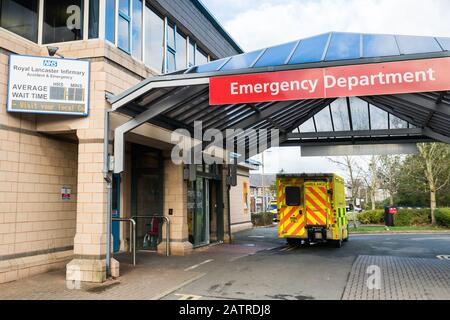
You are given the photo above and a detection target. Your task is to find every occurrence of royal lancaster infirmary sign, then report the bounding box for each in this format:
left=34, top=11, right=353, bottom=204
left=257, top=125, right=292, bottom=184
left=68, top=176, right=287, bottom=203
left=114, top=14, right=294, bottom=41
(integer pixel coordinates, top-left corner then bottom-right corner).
left=209, top=57, right=450, bottom=105
left=7, top=55, right=90, bottom=116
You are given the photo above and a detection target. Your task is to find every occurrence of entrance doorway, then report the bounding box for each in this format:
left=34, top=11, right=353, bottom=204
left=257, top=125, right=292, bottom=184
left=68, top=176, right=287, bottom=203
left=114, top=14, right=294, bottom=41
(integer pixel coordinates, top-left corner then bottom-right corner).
left=187, top=165, right=223, bottom=247
left=131, top=144, right=164, bottom=250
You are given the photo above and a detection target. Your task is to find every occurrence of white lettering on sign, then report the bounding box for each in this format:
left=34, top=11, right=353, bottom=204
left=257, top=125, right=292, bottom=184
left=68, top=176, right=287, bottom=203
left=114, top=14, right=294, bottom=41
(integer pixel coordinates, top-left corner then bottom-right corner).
left=324, top=68, right=436, bottom=91
left=230, top=79, right=319, bottom=96
left=229, top=68, right=436, bottom=96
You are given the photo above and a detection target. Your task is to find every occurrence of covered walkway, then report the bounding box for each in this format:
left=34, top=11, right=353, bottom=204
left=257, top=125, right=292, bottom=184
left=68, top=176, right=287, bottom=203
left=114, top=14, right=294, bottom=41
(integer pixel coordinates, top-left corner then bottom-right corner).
left=108, top=32, right=450, bottom=167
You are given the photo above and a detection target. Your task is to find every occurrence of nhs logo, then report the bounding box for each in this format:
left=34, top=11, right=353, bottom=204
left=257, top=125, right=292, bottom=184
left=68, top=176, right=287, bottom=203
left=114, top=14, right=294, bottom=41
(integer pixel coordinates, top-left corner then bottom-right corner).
left=43, top=60, right=58, bottom=67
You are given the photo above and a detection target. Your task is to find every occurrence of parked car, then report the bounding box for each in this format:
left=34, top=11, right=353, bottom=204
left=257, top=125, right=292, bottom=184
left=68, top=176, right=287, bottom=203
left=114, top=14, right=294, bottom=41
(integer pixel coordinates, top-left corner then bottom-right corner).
left=268, top=202, right=278, bottom=221
left=346, top=205, right=363, bottom=213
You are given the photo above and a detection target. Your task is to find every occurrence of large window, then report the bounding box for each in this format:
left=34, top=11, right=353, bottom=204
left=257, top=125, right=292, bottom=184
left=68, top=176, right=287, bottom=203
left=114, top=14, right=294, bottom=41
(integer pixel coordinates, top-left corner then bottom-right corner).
left=144, top=4, right=164, bottom=73
left=105, top=0, right=115, bottom=43
left=166, top=23, right=176, bottom=73
left=0, top=0, right=39, bottom=42
left=196, top=47, right=208, bottom=65
left=188, top=41, right=195, bottom=67
left=176, top=31, right=187, bottom=70
left=131, top=0, right=142, bottom=59
left=117, top=0, right=131, bottom=52
left=0, top=0, right=212, bottom=74
left=43, top=0, right=84, bottom=44
left=88, top=0, right=99, bottom=39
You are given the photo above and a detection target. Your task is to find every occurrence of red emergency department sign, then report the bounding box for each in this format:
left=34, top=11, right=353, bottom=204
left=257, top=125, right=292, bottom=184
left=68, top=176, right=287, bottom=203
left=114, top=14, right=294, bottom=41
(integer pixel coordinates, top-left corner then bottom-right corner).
left=209, top=57, right=450, bottom=105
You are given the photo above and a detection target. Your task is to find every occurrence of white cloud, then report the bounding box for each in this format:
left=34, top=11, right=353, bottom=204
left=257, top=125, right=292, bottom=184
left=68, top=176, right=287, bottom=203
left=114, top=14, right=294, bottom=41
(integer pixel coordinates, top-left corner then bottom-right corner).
left=209, top=0, right=450, bottom=51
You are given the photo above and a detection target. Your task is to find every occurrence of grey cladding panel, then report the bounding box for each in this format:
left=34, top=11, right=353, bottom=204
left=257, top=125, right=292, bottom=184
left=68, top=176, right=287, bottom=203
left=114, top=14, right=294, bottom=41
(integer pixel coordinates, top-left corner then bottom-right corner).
left=153, top=0, right=242, bottom=58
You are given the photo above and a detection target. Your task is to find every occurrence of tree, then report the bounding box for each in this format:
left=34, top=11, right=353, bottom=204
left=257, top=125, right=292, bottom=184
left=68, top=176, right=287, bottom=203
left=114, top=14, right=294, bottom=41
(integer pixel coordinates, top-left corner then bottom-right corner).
left=329, top=156, right=363, bottom=207
left=361, top=156, right=380, bottom=210
left=377, top=155, right=402, bottom=206
left=416, top=143, right=450, bottom=224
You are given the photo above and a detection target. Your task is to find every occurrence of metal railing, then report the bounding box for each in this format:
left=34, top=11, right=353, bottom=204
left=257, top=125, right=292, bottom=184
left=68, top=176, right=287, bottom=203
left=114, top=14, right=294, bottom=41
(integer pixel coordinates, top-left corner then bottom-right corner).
left=112, top=218, right=136, bottom=266
left=133, top=216, right=171, bottom=257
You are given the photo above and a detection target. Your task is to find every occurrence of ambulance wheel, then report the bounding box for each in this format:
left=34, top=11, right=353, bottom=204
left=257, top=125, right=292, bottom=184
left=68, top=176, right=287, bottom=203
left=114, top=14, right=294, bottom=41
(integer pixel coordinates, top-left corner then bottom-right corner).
left=332, top=239, right=343, bottom=248
left=287, top=238, right=301, bottom=246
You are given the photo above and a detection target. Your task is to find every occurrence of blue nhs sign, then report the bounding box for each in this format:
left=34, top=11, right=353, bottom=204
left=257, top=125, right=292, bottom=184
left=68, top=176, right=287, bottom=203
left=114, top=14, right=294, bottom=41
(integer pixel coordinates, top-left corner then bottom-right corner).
left=43, top=60, right=58, bottom=67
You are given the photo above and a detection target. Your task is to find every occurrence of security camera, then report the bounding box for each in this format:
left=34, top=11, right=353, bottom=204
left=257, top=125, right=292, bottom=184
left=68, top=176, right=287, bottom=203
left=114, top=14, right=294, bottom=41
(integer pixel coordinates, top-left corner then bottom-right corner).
left=47, top=46, right=64, bottom=58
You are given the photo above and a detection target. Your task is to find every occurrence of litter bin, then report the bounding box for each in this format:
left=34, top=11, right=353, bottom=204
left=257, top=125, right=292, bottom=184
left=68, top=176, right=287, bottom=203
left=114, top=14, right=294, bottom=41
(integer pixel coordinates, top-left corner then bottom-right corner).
left=384, top=206, right=398, bottom=227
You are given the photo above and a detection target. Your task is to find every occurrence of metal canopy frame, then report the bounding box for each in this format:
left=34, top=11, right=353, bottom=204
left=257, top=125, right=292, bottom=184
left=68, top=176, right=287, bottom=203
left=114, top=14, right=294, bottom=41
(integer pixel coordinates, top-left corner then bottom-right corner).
left=108, top=34, right=450, bottom=174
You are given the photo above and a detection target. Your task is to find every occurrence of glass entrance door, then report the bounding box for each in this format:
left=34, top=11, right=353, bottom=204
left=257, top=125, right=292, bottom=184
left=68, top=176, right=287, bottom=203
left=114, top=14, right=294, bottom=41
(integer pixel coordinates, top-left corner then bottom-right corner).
left=188, top=177, right=210, bottom=247
left=131, top=145, right=163, bottom=250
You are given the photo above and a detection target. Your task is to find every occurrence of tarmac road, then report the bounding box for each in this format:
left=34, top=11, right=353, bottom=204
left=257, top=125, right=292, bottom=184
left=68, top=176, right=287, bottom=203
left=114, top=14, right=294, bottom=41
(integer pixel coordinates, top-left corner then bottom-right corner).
left=162, top=226, right=450, bottom=300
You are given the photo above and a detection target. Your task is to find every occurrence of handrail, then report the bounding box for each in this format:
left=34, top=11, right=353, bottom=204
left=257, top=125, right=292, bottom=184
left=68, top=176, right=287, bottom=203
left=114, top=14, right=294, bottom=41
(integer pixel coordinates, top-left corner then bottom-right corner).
left=112, top=218, right=136, bottom=266
left=132, top=216, right=170, bottom=257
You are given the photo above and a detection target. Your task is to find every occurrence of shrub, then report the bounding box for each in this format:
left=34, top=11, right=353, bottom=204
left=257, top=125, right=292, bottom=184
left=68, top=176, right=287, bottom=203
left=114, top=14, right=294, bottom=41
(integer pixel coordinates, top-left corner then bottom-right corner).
left=435, top=208, right=450, bottom=227
left=251, top=212, right=274, bottom=227
left=395, top=208, right=431, bottom=226
left=357, top=210, right=384, bottom=225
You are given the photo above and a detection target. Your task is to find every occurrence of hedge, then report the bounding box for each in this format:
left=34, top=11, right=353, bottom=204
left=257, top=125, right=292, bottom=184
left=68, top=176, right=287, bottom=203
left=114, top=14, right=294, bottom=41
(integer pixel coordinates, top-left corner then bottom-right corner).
left=436, top=208, right=450, bottom=227
left=252, top=212, right=274, bottom=227
left=395, top=209, right=431, bottom=226
left=356, top=210, right=384, bottom=225
left=356, top=208, right=431, bottom=226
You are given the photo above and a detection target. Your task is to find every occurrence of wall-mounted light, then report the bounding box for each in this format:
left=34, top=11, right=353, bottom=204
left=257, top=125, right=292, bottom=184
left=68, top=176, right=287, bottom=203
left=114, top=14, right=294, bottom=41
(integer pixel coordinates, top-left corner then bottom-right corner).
left=47, top=46, right=65, bottom=58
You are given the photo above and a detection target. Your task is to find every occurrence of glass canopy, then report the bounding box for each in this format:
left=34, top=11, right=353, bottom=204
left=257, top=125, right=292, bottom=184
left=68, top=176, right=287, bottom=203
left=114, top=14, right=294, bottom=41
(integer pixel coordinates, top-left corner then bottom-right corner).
left=298, top=97, right=415, bottom=135
left=187, top=32, right=450, bottom=74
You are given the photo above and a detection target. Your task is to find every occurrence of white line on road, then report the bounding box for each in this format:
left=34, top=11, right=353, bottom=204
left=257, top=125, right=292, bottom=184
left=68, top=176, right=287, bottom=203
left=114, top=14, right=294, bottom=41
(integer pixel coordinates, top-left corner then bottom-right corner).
left=248, top=236, right=265, bottom=238
left=184, top=259, right=214, bottom=271
left=437, top=255, right=450, bottom=261
left=279, top=246, right=293, bottom=252
left=175, top=294, right=203, bottom=300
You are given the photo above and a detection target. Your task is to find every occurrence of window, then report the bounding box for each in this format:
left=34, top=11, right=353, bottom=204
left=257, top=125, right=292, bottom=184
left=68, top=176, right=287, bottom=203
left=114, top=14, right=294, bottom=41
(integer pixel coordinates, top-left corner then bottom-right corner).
left=131, top=0, right=142, bottom=59
left=166, top=23, right=176, bottom=73
left=43, top=0, right=84, bottom=44
left=188, top=41, right=195, bottom=67
left=117, top=0, right=131, bottom=52
left=105, top=0, right=115, bottom=43
left=175, top=31, right=187, bottom=70
left=285, top=187, right=301, bottom=207
left=195, top=47, right=208, bottom=66
left=88, top=0, right=100, bottom=39
left=0, top=0, right=39, bottom=42
left=144, top=5, right=164, bottom=72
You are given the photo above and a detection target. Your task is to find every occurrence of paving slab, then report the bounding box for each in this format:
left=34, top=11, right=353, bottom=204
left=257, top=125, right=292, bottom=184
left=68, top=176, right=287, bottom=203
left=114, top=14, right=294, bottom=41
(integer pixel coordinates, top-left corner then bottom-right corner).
left=342, top=255, right=450, bottom=300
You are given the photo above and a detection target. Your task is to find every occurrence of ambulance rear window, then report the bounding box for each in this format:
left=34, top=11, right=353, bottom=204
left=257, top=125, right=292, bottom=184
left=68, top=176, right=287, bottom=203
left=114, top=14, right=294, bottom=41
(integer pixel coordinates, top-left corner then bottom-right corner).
left=285, top=187, right=301, bottom=206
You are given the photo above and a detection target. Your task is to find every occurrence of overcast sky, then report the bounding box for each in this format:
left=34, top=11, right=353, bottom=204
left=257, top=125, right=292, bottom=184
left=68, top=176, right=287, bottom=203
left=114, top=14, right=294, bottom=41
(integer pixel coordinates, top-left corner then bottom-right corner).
left=201, top=0, right=450, bottom=175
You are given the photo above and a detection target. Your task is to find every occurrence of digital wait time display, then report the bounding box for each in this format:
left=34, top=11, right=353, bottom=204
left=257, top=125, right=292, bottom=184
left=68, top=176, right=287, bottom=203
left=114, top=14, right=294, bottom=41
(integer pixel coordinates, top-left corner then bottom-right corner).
left=7, top=55, right=90, bottom=116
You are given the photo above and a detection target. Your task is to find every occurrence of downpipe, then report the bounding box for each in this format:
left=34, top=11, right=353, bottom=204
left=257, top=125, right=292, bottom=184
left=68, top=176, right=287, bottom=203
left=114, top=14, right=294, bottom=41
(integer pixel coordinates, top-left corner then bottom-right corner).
left=103, top=110, right=113, bottom=277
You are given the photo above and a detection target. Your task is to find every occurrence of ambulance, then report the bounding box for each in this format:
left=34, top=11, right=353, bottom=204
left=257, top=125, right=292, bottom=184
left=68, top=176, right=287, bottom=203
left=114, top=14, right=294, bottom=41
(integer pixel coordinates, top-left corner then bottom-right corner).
left=276, top=174, right=349, bottom=247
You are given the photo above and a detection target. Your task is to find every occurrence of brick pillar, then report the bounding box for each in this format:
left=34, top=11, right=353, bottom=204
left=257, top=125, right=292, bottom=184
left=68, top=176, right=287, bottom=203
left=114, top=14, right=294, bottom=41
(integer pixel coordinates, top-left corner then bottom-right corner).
left=66, top=130, right=119, bottom=283
left=157, top=159, right=193, bottom=256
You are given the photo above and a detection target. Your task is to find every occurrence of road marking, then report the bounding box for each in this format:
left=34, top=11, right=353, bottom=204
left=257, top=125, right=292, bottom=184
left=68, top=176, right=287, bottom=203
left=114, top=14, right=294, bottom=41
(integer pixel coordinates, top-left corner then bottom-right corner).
left=437, top=255, right=450, bottom=261
left=229, top=253, right=255, bottom=262
left=175, top=294, right=203, bottom=300
left=248, top=236, right=265, bottom=238
left=279, top=246, right=293, bottom=252
left=184, top=259, right=214, bottom=271
left=286, top=246, right=296, bottom=252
